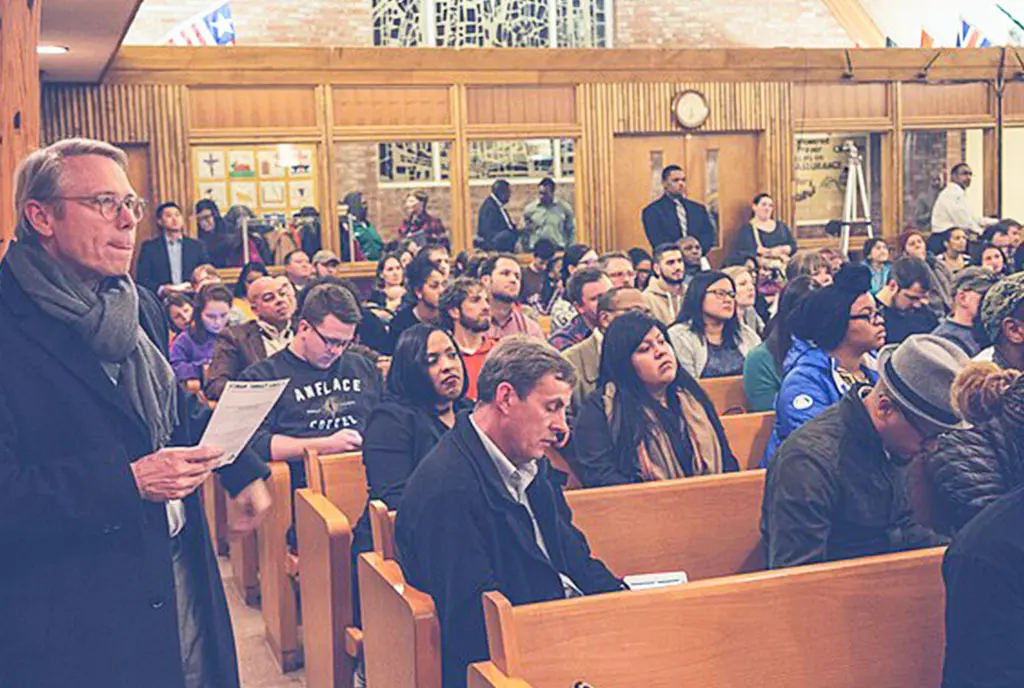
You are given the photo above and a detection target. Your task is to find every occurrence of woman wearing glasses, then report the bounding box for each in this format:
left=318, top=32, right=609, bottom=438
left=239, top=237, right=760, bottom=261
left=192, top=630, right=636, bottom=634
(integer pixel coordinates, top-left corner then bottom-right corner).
left=667, top=270, right=761, bottom=379
left=761, top=263, right=884, bottom=465
left=572, top=311, right=738, bottom=487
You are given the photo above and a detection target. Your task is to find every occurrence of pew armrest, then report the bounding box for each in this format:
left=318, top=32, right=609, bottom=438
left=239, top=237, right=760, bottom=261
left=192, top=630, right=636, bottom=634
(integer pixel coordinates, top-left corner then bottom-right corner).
left=358, top=552, right=442, bottom=688
left=467, top=662, right=534, bottom=688
left=294, top=488, right=356, bottom=688
left=345, top=627, right=363, bottom=658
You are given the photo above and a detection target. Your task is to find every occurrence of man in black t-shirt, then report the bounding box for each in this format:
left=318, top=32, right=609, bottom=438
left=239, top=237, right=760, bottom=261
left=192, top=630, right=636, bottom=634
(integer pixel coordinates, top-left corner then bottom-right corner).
left=238, top=282, right=382, bottom=486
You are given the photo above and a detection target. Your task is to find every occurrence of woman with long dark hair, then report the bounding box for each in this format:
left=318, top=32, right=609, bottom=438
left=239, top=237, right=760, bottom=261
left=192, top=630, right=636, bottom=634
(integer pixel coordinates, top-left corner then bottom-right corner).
left=365, top=251, right=407, bottom=316
left=668, top=270, right=761, bottom=379
left=572, top=311, right=738, bottom=487
left=352, top=323, right=472, bottom=553
left=169, top=284, right=233, bottom=382
left=742, top=275, right=818, bottom=412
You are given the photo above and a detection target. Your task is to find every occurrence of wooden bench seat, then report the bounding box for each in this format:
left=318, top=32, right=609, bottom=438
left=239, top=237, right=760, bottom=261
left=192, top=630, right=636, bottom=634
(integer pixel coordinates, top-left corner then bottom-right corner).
left=358, top=470, right=767, bottom=688
left=720, top=409, right=774, bottom=470
left=292, top=450, right=367, bottom=688
left=470, top=547, right=947, bottom=688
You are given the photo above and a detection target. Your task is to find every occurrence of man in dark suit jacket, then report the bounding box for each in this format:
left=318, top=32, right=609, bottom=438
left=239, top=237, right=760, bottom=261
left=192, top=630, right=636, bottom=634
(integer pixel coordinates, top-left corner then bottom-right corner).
left=0, top=139, right=269, bottom=688
left=136, top=201, right=210, bottom=295
left=641, top=164, right=716, bottom=255
left=396, top=336, right=623, bottom=688
left=475, top=179, right=519, bottom=252
left=205, top=275, right=295, bottom=400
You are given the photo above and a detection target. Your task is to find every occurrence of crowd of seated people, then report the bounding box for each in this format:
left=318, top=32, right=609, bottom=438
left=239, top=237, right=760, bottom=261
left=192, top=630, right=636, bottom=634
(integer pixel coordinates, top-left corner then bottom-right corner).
left=121, top=155, right=1024, bottom=688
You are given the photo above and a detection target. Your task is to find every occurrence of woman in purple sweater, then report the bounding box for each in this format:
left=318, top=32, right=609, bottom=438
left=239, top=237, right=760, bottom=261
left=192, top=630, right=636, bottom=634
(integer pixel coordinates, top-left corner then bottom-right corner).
left=170, top=283, right=233, bottom=382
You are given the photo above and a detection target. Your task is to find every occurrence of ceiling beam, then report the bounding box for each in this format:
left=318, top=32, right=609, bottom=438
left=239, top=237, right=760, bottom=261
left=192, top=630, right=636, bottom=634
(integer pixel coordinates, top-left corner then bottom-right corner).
left=821, top=0, right=886, bottom=48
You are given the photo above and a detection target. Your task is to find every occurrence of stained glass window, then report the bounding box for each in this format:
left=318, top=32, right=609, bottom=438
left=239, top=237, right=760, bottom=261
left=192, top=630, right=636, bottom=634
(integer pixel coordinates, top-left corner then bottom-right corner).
left=372, top=0, right=610, bottom=48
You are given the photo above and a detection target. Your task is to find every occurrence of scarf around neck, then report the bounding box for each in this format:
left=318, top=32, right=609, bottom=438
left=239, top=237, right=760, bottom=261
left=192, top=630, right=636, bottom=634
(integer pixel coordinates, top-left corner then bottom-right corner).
left=6, top=241, right=178, bottom=450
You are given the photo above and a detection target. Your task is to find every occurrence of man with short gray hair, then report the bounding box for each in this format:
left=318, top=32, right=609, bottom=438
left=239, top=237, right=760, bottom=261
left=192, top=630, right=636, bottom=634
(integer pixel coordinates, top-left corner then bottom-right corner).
left=0, top=138, right=271, bottom=687
left=396, top=335, right=624, bottom=688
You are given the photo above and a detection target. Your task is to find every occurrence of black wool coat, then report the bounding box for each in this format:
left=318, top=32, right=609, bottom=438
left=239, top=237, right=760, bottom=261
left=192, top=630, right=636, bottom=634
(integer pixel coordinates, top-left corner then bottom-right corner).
left=0, top=264, right=267, bottom=688
left=396, top=412, right=623, bottom=688
left=641, top=193, right=716, bottom=255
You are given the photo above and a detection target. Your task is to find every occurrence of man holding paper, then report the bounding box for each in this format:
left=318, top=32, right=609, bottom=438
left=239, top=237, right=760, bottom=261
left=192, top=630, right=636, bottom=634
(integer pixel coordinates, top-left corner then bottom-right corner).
left=0, top=139, right=271, bottom=688
left=237, top=281, right=382, bottom=489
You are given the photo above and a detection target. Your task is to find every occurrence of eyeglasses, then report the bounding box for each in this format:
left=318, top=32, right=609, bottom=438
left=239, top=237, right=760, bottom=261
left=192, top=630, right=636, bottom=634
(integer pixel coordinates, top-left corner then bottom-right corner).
left=849, top=311, right=885, bottom=324
left=308, top=321, right=354, bottom=353
left=707, top=289, right=736, bottom=300
left=52, top=194, right=148, bottom=222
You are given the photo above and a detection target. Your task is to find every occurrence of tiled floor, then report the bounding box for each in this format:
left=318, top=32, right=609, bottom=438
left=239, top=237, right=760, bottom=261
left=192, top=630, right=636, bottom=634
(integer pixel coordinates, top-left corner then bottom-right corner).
left=220, top=557, right=306, bottom=688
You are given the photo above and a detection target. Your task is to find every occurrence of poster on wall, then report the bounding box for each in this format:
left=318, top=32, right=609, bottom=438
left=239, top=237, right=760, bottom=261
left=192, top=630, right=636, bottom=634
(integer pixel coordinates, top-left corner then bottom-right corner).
left=794, top=133, right=870, bottom=226
left=230, top=182, right=257, bottom=207
left=228, top=151, right=256, bottom=178
left=196, top=150, right=225, bottom=180
left=197, top=182, right=229, bottom=210
left=260, top=181, right=286, bottom=208
left=257, top=150, right=285, bottom=179
left=190, top=144, right=318, bottom=219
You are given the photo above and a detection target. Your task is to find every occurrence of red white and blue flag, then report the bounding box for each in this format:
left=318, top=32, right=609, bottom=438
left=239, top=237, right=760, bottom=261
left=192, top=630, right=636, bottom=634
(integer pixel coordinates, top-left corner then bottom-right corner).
left=166, top=2, right=236, bottom=46
left=957, top=17, right=992, bottom=47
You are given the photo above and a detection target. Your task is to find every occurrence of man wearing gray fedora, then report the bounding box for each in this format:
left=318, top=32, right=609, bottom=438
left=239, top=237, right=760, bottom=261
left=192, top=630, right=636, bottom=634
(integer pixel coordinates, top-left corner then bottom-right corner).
left=761, top=334, right=967, bottom=569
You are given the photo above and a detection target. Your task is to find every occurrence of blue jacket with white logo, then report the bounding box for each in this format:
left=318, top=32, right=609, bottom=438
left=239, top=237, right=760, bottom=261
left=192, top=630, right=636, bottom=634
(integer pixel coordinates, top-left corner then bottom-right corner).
left=761, top=337, right=879, bottom=466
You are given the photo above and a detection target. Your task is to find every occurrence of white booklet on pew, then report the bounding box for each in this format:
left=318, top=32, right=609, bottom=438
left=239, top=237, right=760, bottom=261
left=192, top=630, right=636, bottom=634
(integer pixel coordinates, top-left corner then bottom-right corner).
left=200, top=379, right=289, bottom=467
left=623, top=571, right=689, bottom=591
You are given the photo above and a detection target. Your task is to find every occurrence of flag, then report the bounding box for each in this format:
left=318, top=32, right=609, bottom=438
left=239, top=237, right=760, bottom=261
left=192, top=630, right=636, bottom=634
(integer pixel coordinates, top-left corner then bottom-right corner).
left=957, top=17, right=992, bottom=48
left=921, top=27, right=934, bottom=48
left=165, top=2, right=236, bottom=46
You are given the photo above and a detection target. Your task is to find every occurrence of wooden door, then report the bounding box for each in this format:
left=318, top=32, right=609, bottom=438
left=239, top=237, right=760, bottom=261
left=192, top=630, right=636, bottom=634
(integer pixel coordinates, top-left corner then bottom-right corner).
left=611, top=133, right=760, bottom=267
left=685, top=133, right=760, bottom=267
left=611, top=135, right=686, bottom=253
left=123, top=144, right=154, bottom=278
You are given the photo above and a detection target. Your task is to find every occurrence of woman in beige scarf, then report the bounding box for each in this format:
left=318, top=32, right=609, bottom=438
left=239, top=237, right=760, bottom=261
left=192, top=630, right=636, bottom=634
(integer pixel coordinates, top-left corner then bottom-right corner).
left=571, top=311, right=738, bottom=487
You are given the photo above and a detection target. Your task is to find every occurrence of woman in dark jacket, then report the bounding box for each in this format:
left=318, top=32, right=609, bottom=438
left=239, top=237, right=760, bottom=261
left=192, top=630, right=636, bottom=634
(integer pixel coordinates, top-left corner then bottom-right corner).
left=926, top=362, right=1024, bottom=535
left=352, top=324, right=472, bottom=554
left=572, top=311, right=738, bottom=487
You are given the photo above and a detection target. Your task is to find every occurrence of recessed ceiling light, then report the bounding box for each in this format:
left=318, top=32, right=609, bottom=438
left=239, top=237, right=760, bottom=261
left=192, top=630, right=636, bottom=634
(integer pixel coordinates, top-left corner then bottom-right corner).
left=37, top=45, right=70, bottom=55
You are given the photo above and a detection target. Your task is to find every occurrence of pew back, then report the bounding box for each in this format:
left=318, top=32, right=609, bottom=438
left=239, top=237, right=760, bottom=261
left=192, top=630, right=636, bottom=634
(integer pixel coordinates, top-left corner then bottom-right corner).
left=474, top=547, right=947, bottom=688
left=720, top=410, right=774, bottom=471
left=701, top=374, right=747, bottom=415
left=565, top=470, right=765, bottom=578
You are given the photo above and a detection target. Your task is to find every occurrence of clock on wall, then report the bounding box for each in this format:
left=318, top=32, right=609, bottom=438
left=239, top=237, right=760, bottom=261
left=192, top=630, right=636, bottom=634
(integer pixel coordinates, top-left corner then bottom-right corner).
left=673, top=90, right=710, bottom=129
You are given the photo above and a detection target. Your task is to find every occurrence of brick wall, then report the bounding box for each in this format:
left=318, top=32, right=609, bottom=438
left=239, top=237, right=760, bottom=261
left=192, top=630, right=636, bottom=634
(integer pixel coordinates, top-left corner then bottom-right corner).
left=125, top=0, right=853, bottom=48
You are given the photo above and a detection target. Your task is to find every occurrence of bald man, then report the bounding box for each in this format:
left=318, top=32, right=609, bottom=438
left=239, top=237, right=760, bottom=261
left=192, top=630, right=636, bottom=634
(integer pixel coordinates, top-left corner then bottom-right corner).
left=204, top=275, right=297, bottom=400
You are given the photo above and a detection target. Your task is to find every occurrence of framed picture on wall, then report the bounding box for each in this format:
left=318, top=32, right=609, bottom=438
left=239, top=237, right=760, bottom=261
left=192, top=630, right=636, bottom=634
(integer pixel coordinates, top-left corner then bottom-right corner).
left=289, top=180, right=314, bottom=207
left=288, top=148, right=314, bottom=178
left=191, top=144, right=319, bottom=219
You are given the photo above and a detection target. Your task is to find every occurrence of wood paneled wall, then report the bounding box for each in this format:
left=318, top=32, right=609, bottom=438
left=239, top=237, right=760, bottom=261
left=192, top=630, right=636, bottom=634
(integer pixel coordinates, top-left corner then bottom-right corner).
left=578, top=82, right=792, bottom=251
left=190, top=86, right=319, bottom=131
left=466, top=86, right=576, bottom=126
left=333, top=86, right=451, bottom=128
left=1, top=0, right=41, bottom=260
left=41, top=84, right=189, bottom=214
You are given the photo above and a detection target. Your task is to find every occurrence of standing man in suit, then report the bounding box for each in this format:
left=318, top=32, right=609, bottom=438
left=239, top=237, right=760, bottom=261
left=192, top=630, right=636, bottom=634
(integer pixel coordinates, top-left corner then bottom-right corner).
left=642, top=165, right=716, bottom=257
left=476, top=179, right=518, bottom=252
left=1, top=138, right=270, bottom=688
left=136, top=202, right=210, bottom=296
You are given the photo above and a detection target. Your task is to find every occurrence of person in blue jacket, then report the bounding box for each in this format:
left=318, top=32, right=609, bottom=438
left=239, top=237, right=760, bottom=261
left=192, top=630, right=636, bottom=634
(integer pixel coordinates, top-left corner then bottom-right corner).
left=762, top=263, right=886, bottom=465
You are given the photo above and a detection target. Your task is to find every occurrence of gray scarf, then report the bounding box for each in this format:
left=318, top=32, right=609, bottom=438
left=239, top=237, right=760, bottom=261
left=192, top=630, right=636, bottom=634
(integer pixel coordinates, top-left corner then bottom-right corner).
left=6, top=241, right=178, bottom=450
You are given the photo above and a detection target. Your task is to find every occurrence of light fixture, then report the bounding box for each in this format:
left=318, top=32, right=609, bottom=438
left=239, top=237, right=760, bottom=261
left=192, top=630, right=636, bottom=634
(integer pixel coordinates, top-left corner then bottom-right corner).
left=37, top=45, right=70, bottom=55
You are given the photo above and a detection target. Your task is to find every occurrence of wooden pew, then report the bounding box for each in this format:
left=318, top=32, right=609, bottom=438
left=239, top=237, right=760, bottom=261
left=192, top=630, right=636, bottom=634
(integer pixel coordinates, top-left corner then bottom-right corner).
left=701, top=375, right=747, bottom=415
left=359, top=470, right=766, bottom=688
left=293, top=450, right=367, bottom=688
left=259, top=460, right=301, bottom=671
left=200, top=475, right=230, bottom=556
left=470, top=547, right=946, bottom=688
left=720, top=410, right=775, bottom=471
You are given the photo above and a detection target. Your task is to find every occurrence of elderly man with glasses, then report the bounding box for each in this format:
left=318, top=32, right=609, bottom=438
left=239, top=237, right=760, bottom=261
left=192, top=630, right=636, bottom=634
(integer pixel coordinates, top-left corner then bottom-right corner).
left=0, top=138, right=272, bottom=688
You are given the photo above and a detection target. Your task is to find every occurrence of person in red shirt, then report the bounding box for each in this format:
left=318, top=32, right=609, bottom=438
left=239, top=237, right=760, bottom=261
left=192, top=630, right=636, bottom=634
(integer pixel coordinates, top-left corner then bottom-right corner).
left=440, top=277, right=495, bottom=400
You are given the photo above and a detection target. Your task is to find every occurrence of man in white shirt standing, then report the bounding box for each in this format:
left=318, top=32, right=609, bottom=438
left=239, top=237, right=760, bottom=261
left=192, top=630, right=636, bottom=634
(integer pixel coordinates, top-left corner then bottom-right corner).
left=931, top=163, right=996, bottom=235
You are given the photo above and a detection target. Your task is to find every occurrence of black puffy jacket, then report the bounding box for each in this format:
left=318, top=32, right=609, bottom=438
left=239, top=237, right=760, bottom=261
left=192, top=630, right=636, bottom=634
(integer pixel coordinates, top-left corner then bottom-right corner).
left=927, top=416, right=1024, bottom=535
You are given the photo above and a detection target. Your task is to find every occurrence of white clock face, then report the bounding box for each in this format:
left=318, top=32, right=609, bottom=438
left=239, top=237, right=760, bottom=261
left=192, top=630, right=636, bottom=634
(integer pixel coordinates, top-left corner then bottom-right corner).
left=676, top=92, right=709, bottom=128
